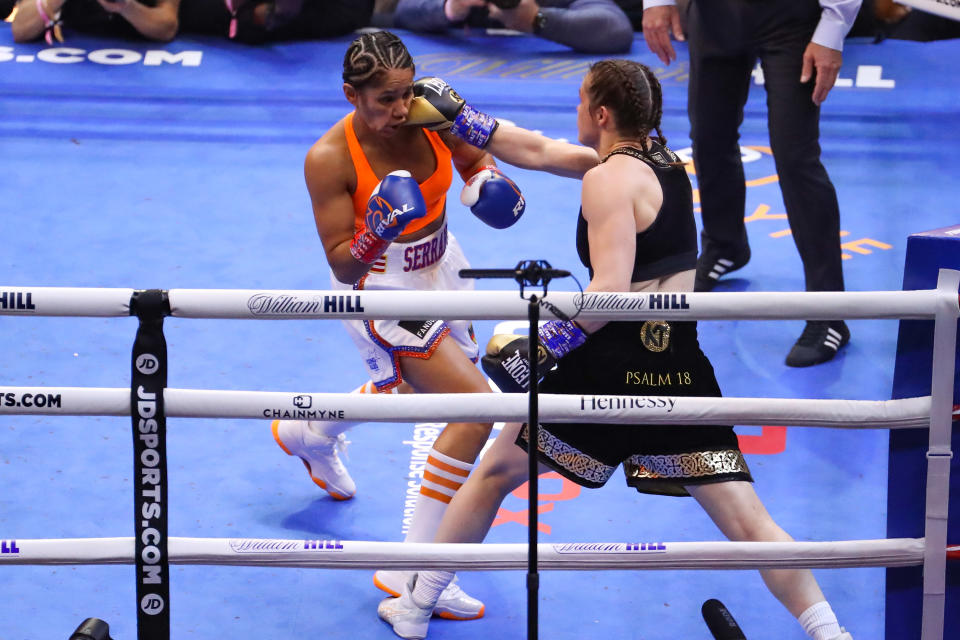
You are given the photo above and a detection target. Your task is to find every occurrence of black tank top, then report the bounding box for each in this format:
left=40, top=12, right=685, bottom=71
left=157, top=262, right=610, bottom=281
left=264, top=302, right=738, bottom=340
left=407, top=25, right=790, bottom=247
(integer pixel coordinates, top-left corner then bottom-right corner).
left=576, top=142, right=697, bottom=282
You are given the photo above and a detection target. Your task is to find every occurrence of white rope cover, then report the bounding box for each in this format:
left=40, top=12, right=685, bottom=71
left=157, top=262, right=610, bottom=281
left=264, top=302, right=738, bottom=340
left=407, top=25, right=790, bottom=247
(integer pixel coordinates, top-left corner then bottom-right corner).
left=898, top=0, right=960, bottom=22
left=0, top=386, right=932, bottom=429
left=0, top=286, right=949, bottom=321
left=1, top=276, right=956, bottom=639
left=0, top=537, right=925, bottom=570
left=0, top=287, right=134, bottom=316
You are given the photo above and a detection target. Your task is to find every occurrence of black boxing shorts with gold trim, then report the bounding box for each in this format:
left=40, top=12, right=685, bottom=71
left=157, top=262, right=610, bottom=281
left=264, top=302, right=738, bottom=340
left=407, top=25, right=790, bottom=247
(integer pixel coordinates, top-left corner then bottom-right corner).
left=516, top=320, right=752, bottom=497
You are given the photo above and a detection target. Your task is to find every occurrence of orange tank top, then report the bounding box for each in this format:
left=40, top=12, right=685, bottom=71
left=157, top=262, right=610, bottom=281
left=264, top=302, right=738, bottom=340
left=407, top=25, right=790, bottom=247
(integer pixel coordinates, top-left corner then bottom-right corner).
left=343, top=111, right=452, bottom=235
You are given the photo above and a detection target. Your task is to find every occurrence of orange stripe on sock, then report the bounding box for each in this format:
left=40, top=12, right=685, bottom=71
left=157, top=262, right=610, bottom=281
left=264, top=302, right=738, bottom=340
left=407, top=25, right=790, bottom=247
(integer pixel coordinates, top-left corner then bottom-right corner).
left=419, top=486, right=453, bottom=504
left=423, top=470, right=464, bottom=492
left=427, top=456, right=470, bottom=478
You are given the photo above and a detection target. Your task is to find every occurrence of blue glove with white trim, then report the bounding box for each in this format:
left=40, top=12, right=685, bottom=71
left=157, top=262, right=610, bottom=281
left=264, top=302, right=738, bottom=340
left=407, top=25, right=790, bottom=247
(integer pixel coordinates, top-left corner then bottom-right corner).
left=460, top=166, right=525, bottom=229
left=350, top=170, right=427, bottom=264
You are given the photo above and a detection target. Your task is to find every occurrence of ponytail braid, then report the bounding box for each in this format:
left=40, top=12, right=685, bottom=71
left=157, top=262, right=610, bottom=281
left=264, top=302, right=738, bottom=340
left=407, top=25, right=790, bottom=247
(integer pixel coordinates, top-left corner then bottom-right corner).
left=585, top=59, right=667, bottom=156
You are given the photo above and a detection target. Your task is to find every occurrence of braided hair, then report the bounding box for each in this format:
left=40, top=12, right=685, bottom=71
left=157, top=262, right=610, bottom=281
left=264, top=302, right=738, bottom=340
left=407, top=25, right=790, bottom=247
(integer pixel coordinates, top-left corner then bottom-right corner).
left=585, top=59, right=667, bottom=155
left=342, top=31, right=415, bottom=90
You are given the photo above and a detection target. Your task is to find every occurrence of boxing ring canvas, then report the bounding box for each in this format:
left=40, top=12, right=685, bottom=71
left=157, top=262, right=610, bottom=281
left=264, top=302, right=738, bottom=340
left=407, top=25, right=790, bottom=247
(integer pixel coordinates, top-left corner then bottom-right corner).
left=1, top=25, right=959, bottom=640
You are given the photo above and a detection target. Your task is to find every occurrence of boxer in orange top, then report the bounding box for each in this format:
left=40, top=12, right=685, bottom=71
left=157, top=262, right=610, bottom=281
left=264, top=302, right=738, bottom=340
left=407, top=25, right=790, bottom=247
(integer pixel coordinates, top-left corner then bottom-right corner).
left=271, top=30, right=526, bottom=621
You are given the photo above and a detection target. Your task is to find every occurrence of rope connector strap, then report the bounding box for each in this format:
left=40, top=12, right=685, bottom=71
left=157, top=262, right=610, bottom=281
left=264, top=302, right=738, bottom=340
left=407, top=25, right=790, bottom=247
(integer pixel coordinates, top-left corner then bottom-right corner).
left=129, top=290, right=171, bottom=640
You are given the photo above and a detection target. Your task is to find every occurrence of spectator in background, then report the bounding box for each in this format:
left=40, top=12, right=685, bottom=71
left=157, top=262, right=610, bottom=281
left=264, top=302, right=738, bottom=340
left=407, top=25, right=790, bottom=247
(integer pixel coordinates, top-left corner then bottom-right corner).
left=392, top=0, right=634, bottom=54
left=12, top=0, right=180, bottom=42
left=642, top=0, right=861, bottom=368
left=873, top=0, right=960, bottom=41
left=873, top=0, right=910, bottom=27
left=178, top=0, right=372, bottom=44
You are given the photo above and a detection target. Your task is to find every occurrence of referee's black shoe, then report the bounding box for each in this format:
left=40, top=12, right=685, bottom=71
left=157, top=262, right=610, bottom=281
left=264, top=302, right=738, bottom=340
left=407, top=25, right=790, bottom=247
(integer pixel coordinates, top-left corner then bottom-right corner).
left=785, top=320, right=850, bottom=367
left=694, top=243, right=751, bottom=292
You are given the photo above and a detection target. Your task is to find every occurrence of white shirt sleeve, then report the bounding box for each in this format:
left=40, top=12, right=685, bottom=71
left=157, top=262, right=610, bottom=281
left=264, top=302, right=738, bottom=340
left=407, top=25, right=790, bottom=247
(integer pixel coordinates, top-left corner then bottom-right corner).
left=642, top=0, right=676, bottom=8
left=641, top=0, right=862, bottom=52
left=813, top=0, right=864, bottom=51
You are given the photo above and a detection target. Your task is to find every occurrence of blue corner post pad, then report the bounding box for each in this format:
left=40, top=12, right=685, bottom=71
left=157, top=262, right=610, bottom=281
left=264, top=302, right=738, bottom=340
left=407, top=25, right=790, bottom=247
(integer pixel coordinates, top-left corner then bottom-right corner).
left=887, top=224, right=960, bottom=640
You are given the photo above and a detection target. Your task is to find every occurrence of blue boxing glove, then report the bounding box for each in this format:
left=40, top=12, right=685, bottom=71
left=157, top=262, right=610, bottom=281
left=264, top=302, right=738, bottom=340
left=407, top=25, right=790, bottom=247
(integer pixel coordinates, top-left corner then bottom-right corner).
left=350, top=170, right=427, bottom=264
left=460, top=166, right=525, bottom=229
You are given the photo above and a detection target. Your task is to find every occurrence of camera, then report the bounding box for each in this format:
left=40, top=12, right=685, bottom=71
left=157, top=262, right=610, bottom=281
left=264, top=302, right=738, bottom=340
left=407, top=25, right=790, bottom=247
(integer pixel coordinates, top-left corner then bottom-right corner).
left=488, top=0, right=521, bottom=8
left=69, top=618, right=113, bottom=640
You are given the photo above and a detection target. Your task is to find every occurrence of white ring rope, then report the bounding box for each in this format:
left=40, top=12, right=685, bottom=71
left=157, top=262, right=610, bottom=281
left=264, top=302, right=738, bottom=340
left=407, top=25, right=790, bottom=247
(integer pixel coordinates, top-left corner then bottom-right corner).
left=0, top=537, right=926, bottom=570
left=0, top=386, right=933, bottom=429
left=0, top=285, right=955, bottom=320
left=897, top=0, right=960, bottom=23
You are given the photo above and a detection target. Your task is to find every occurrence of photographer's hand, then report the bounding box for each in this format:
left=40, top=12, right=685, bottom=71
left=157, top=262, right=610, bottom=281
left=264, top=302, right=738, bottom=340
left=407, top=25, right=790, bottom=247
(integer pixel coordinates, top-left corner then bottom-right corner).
left=95, top=0, right=130, bottom=13
left=10, top=0, right=67, bottom=43
left=444, top=0, right=486, bottom=22
left=94, top=0, right=179, bottom=41
left=487, top=0, right=538, bottom=32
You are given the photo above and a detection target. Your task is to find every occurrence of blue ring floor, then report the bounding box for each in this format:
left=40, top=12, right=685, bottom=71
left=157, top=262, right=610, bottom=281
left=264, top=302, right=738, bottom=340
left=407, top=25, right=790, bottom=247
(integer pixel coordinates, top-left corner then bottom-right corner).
left=2, top=25, right=959, bottom=640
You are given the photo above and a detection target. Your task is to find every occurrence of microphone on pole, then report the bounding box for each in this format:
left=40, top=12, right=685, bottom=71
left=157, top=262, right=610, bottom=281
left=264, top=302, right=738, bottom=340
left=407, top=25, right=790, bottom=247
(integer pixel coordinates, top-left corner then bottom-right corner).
left=702, top=599, right=747, bottom=640
left=459, top=260, right=571, bottom=287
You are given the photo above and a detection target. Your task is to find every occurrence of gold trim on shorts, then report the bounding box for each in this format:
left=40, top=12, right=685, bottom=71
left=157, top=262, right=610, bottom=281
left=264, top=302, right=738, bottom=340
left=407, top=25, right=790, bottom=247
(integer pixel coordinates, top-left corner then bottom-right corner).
left=624, top=449, right=749, bottom=481
left=520, top=423, right=616, bottom=486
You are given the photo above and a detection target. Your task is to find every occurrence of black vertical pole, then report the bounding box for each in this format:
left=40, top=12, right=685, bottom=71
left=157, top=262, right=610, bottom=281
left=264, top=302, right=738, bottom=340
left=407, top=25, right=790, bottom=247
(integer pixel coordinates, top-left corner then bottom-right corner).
left=129, top=290, right=171, bottom=640
left=457, top=260, right=571, bottom=640
left=527, top=294, right=540, bottom=640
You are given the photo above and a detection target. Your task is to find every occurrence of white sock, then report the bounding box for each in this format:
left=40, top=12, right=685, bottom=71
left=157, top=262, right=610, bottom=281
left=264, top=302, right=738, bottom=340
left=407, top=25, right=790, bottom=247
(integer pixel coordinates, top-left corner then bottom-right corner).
left=306, top=380, right=394, bottom=438
left=412, top=570, right=455, bottom=609
left=403, top=447, right=473, bottom=543
left=798, top=601, right=843, bottom=640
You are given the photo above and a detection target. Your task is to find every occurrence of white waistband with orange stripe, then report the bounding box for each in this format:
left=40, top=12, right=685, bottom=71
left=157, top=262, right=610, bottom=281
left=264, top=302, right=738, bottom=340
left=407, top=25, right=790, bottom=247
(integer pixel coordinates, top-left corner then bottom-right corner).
left=369, top=223, right=448, bottom=276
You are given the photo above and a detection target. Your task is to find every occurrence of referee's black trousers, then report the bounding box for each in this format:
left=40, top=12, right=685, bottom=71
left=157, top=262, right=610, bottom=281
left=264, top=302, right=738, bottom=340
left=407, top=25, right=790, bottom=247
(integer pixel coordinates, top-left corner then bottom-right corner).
left=687, top=0, right=845, bottom=293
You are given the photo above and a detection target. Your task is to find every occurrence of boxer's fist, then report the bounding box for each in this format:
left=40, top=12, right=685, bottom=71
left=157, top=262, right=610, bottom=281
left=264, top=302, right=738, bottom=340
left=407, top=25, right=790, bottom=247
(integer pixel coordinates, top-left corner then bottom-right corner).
left=350, top=170, right=427, bottom=264
left=407, top=77, right=466, bottom=131
left=460, top=166, right=525, bottom=229
left=408, top=77, right=498, bottom=148
left=481, top=334, right=555, bottom=393
left=365, top=170, right=427, bottom=242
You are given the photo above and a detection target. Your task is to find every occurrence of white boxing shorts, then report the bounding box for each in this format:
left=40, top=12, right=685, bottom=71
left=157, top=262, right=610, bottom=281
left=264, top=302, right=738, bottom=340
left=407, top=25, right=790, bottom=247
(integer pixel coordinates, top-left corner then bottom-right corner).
left=331, top=223, right=479, bottom=391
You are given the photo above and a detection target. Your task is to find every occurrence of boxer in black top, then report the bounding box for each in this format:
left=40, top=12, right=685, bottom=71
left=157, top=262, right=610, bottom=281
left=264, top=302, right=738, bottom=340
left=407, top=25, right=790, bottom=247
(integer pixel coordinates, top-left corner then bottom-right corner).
left=379, top=59, right=852, bottom=640
left=523, top=139, right=750, bottom=497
